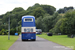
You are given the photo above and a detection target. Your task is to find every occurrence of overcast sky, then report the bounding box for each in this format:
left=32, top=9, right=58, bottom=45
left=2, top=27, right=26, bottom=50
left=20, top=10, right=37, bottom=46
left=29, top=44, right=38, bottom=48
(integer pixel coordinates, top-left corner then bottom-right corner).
left=0, top=0, right=75, bottom=15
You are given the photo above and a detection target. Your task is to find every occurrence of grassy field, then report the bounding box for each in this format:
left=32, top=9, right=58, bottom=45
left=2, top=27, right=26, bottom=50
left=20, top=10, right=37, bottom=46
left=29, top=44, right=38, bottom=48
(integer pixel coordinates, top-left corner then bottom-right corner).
left=0, top=35, right=19, bottom=50
left=37, top=33, right=75, bottom=50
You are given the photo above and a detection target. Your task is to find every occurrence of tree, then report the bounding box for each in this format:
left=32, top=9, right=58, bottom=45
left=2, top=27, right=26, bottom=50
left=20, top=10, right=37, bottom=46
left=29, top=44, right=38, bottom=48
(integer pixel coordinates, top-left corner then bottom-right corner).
left=0, top=3, right=57, bottom=35
left=41, top=5, right=56, bottom=15
left=57, top=6, right=74, bottom=13
left=64, top=10, right=75, bottom=35
left=27, top=3, right=56, bottom=15
left=42, top=15, right=53, bottom=31
left=10, top=28, right=16, bottom=35
left=12, top=7, right=24, bottom=12
left=33, top=7, right=45, bottom=19
left=59, top=18, right=68, bottom=35
left=0, top=14, right=4, bottom=18
left=0, top=29, right=5, bottom=35
left=57, top=9, right=64, bottom=13
left=11, top=19, right=17, bottom=28
left=50, top=18, right=62, bottom=34
left=36, top=16, right=43, bottom=29
left=53, top=10, right=75, bottom=36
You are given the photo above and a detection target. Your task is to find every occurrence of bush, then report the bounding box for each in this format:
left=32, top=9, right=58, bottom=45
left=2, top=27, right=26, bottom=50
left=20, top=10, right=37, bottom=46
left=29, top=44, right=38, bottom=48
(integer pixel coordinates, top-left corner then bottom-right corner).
left=4, top=30, right=8, bottom=35
left=2, top=33, right=4, bottom=35
left=10, top=28, right=16, bottom=35
left=0, top=31, right=1, bottom=35
left=17, top=32, right=20, bottom=35
left=68, top=34, right=74, bottom=38
left=0, top=29, right=5, bottom=35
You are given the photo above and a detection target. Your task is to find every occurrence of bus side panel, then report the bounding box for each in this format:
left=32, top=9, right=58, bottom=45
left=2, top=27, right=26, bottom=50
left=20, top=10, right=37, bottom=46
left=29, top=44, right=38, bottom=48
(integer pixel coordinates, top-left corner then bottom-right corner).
left=22, top=33, right=36, bottom=40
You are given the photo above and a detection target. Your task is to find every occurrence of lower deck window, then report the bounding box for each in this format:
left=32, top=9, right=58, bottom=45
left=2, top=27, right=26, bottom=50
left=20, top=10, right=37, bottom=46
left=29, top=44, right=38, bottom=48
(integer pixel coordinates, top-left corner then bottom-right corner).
left=24, top=29, right=26, bottom=32
left=24, top=28, right=33, bottom=32
left=31, top=28, right=33, bottom=32
left=27, top=28, right=30, bottom=32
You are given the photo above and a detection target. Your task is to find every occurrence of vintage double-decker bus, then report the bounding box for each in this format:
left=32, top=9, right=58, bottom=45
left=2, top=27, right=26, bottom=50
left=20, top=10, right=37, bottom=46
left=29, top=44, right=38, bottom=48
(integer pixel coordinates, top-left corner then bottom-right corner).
left=21, top=15, right=36, bottom=41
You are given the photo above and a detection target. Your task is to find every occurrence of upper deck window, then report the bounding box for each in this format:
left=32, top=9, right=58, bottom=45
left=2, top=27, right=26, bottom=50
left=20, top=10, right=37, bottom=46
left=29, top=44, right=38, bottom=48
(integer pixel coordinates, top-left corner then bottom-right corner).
left=24, top=18, right=33, bottom=22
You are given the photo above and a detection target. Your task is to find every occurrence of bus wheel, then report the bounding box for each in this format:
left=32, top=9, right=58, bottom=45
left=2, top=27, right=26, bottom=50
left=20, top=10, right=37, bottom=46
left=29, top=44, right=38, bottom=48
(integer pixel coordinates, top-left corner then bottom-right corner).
left=22, top=39, right=24, bottom=41
left=22, top=39, right=28, bottom=41
left=32, top=39, right=36, bottom=41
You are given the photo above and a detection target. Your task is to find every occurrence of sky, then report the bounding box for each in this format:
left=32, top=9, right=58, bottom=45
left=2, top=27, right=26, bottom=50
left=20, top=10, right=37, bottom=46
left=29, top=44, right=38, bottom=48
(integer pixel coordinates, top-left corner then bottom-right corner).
left=0, top=0, right=75, bottom=15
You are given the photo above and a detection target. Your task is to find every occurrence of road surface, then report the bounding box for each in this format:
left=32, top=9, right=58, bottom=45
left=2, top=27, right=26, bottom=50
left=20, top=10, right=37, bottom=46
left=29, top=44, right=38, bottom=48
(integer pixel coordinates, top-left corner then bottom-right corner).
left=9, top=35, right=72, bottom=50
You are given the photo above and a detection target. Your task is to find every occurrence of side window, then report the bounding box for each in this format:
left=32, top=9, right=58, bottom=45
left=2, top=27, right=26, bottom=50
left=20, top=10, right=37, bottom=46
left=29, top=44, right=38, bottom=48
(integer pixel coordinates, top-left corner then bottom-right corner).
left=24, top=29, right=26, bottom=32
left=31, top=28, right=33, bottom=32
left=27, top=28, right=30, bottom=32
left=24, top=28, right=34, bottom=32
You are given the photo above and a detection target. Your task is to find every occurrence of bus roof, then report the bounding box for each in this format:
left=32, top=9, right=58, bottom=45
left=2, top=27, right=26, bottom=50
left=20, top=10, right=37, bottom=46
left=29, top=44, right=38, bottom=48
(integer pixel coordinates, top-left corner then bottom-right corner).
left=22, top=15, right=35, bottom=19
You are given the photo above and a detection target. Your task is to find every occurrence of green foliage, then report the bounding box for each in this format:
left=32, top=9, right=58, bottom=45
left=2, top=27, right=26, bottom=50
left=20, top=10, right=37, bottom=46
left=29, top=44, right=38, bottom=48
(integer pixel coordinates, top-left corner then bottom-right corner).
left=0, top=7, right=26, bottom=35
left=12, top=7, right=24, bottom=12
left=59, top=10, right=75, bottom=35
left=35, top=12, right=60, bottom=32
left=59, top=18, right=68, bottom=34
left=49, top=29, right=53, bottom=33
left=42, top=15, right=53, bottom=31
left=35, top=13, right=52, bottom=32
left=11, top=19, right=17, bottom=28
left=36, top=16, right=43, bottom=29
left=27, top=3, right=56, bottom=16
left=52, top=12, right=61, bottom=27
left=50, top=18, right=62, bottom=34
left=57, top=9, right=64, bottom=13
left=1, top=3, right=75, bottom=37
left=10, top=28, right=16, bottom=35
left=33, top=7, right=45, bottom=18
left=57, top=6, right=74, bottom=13
left=0, top=29, right=8, bottom=35
left=0, top=25, right=3, bottom=30
left=18, top=25, right=21, bottom=32
left=1, top=29, right=5, bottom=34
left=0, top=14, right=4, bottom=18
left=42, top=12, right=60, bottom=32
left=51, top=10, right=75, bottom=36
left=41, top=5, right=56, bottom=15
left=0, top=3, right=56, bottom=34
left=2, top=33, right=4, bottom=35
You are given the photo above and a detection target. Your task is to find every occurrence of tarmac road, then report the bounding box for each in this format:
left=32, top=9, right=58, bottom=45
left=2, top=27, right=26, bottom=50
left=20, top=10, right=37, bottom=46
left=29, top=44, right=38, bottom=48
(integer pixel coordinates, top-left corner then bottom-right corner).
left=9, top=35, right=72, bottom=50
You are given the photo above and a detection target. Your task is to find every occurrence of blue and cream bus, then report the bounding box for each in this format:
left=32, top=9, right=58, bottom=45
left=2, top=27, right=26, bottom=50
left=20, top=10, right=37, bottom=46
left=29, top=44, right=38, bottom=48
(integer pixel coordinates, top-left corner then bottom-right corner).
left=21, top=15, right=36, bottom=41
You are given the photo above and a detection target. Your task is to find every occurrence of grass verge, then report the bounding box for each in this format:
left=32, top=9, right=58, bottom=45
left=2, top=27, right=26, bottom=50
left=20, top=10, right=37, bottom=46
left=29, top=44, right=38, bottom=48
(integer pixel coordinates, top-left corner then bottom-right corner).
left=37, top=33, right=75, bottom=50
left=0, top=35, right=19, bottom=50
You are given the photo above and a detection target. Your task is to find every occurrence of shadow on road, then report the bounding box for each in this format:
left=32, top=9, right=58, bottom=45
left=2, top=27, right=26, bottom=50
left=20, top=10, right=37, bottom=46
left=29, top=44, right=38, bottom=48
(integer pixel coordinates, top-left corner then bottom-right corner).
left=16, top=39, right=49, bottom=42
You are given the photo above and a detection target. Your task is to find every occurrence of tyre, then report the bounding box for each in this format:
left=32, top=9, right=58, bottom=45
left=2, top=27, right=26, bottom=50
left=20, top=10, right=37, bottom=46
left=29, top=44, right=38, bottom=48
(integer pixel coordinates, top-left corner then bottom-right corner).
left=32, top=39, right=36, bottom=41
left=22, top=39, right=28, bottom=41
left=22, top=39, right=24, bottom=41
